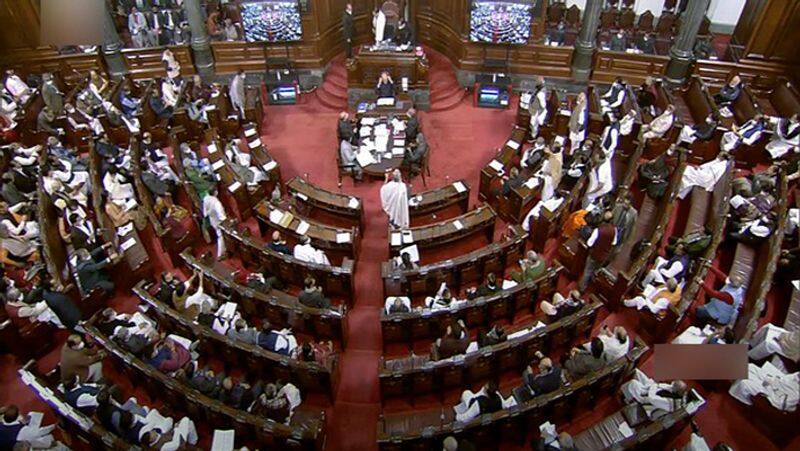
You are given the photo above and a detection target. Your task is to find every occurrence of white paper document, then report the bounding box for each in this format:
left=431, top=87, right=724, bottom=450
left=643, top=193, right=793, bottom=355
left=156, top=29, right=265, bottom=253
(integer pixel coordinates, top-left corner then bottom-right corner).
left=377, top=97, right=395, bottom=106
left=502, top=279, right=517, bottom=290
left=248, top=139, right=262, bottom=149
left=212, top=159, right=225, bottom=171
left=117, top=222, right=134, bottom=237
left=356, top=150, right=377, bottom=167
left=453, top=181, right=467, bottom=193
left=452, top=220, right=464, bottom=231
left=296, top=221, right=310, bottom=235
left=348, top=197, right=360, bottom=209
left=391, top=232, right=402, bottom=246
left=401, top=230, right=414, bottom=244
left=359, top=126, right=372, bottom=137
left=488, top=160, right=504, bottom=172
left=244, top=128, right=257, bottom=137
left=269, top=209, right=284, bottom=224
left=120, top=237, right=137, bottom=251
left=228, top=181, right=242, bottom=192
left=336, top=232, right=351, bottom=244
left=217, top=302, right=238, bottom=319
left=207, top=143, right=217, bottom=153
left=524, top=177, right=540, bottom=189
left=361, top=117, right=377, bottom=126
left=263, top=161, right=277, bottom=172
left=618, top=421, right=634, bottom=438
left=506, top=140, right=520, bottom=150
left=392, top=147, right=405, bottom=156
left=211, top=429, right=235, bottom=451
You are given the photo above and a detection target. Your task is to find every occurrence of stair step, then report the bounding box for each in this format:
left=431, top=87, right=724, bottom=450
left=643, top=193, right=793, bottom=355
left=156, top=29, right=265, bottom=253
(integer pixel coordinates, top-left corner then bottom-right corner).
left=430, top=92, right=467, bottom=112
left=321, top=83, right=348, bottom=101
left=327, top=76, right=348, bottom=91
left=316, top=88, right=347, bottom=110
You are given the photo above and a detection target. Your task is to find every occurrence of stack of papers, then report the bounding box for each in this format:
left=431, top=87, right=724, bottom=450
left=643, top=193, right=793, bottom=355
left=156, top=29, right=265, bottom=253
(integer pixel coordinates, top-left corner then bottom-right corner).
left=375, top=136, right=390, bottom=152
left=391, top=147, right=405, bottom=156
left=356, top=150, right=377, bottom=167
left=488, top=160, right=504, bottom=172
left=117, top=222, right=134, bottom=237
left=296, top=220, right=310, bottom=235
left=269, top=209, right=284, bottom=224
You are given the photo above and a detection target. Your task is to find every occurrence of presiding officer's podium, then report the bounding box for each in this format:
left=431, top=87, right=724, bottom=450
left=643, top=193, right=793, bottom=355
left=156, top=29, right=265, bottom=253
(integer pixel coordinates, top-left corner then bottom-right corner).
left=346, top=45, right=430, bottom=110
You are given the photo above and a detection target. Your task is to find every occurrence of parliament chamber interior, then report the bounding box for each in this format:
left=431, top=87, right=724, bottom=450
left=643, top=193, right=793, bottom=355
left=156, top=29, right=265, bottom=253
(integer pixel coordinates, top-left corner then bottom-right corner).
left=0, top=0, right=799, bottom=450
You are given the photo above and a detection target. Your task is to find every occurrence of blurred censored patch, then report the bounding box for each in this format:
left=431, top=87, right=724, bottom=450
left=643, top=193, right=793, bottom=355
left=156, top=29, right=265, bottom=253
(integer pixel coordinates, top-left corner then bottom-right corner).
left=653, top=344, right=748, bottom=380
left=41, top=0, right=104, bottom=46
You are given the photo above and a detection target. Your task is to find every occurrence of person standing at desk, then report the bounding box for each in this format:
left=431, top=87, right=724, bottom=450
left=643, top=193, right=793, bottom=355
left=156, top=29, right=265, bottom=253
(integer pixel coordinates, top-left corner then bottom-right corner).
left=376, top=71, right=395, bottom=98
left=342, top=3, right=354, bottom=59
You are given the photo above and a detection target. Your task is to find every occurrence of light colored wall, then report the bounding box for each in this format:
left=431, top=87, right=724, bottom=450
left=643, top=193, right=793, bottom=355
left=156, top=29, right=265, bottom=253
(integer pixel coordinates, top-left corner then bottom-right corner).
left=564, top=0, right=745, bottom=33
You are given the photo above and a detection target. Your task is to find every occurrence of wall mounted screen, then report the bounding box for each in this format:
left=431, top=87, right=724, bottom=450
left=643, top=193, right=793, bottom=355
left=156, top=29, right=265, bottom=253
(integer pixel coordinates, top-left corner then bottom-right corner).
left=470, top=0, right=533, bottom=45
left=241, top=0, right=302, bottom=42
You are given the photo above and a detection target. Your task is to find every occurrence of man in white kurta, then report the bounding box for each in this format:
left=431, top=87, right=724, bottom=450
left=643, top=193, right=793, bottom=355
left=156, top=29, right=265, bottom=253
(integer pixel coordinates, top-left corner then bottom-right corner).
left=293, top=236, right=331, bottom=265
left=202, top=189, right=228, bottom=259
left=621, top=369, right=689, bottom=418
left=229, top=71, right=246, bottom=117
left=380, top=170, right=409, bottom=229
left=583, top=153, right=613, bottom=207
left=748, top=323, right=799, bottom=361
left=642, top=105, right=675, bottom=141
left=4, top=71, right=32, bottom=104
left=766, top=115, right=800, bottom=159
left=678, top=153, right=730, bottom=198
left=373, top=9, right=386, bottom=43
left=729, top=361, right=798, bottom=412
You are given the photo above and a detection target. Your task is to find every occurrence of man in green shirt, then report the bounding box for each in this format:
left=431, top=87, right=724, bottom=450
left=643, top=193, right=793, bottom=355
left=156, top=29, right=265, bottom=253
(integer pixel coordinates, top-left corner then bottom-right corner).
left=511, top=250, right=547, bottom=284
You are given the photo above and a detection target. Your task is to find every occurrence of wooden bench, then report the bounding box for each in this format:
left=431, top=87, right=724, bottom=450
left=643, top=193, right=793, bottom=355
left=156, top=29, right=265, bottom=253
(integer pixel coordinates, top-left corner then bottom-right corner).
left=87, top=141, right=152, bottom=290
left=19, top=360, right=138, bottom=450
left=287, top=176, right=364, bottom=228
left=757, top=77, right=800, bottom=119
left=408, top=179, right=470, bottom=221
left=204, top=127, right=254, bottom=220
left=641, top=162, right=734, bottom=342
left=733, top=170, right=788, bottom=341
left=379, top=295, right=599, bottom=402
left=180, top=251, right=347, bottom=343
left=254, top=199, right=360, bottom=260
left=240, top=122, right=282, bottom=192
left=130, top=136, right=198, bottom=264
left=131, top=280, right=339, bottom=400
left=382, top=225, right=527, bottom=298
left=478, top=126, right=527, bottom=202
left=388, top=205, right=495, bottom=256
left=376, top=336, right=648, bottom=449
left=381, top=265, right=562, bottom=346
left=676, top=76, right=721, bottom=164
left=573, top=390, right=704, bottom=450
left=85, top=320, right=326, bottom=450
left=221, top=220, right=357, bottom=302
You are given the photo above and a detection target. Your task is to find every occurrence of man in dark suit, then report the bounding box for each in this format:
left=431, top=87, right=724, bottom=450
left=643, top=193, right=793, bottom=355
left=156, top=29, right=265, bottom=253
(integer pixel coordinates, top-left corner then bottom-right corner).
left=563, top=337, right=606, bottom=378
left=342, top=3, right=355, bottom=58
left=523, top=352, right=562, bottom=395
left=69, top=214, right=99, bottom=252
left=405, top=108, right=420, bottom=141
left=34, top=276, right=83, bottom=331
left=338, top=111, right=355, bottom=141
left=76, top=245, right=117, bottom=294
left=41, top=72, right=63, bottom=114
left=268, top=231, right=291, bottom=255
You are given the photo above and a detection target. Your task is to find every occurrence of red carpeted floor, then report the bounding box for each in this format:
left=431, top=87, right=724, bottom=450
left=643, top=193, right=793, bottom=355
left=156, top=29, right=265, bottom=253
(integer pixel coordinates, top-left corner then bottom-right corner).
left=2, top=49, right=798, bottom=451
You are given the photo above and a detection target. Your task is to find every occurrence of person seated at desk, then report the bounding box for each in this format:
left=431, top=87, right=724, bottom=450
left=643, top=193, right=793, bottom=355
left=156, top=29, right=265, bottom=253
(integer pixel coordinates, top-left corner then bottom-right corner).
left=76, top=245, right=119, bottom=295
left=404, top=132, right=428, bottom=177
left=609, top=30, right=628, bottom=52
left=721, top=114, right=767, bottom=152
left=227, top=318, right=259, bottom=345
left=540, top=290, right=584, bottom=321
left=454, top=381, right=505, bottom=423
left=376, top=71, right=395, bottom=98
left=547, top=20, right=566, bottom=46
left=694, top=265, right=746, bottom=327
left=600, top=77, right=627, bottom=113
left=338, top=111, right=355, bottom=141
left=62, top=374, right=104, bottom=415
left=340, top=136, right=363, bottom=181
left=0, top=404, right=57, bottom=450
left=298, top=276, right=331, bottom=309
left=597, top=325, right=631, bottom=362
left=256, top=320, right=298, bottom=356
left=405, top=108, right=420, bottom=141
left=268, top=231, right=291, bottom=255
left=386, top=297, right=411, bottom=314
left=148, top=334, right=193, bottom=374
left=293, top=235, right=331, bottom=265
left=394, top=18, right=413, bottom=47
left=511, top=250, right=547, bottom=283
left=432, top=320, right=469, bottom=360
left=637, top=32, right=656, bottom=55
left=563, top=336, right=605, bottom=378
left=622, top=370, right=690, bottom=418
left=766, top=113, right=800, bottom=159
left=714, top=75, right=742, bottom=110
left=60, top=334, right=106, bottom=384
left=748, top=323, right=800, bottom=362
left=476, top=325, right=507, bottom=347
left=679, top=113, right=719, bottom=145
left=217, top=376, right=260, bottom=410
left=624, top=277, right=682, bottom=315
left=694, top=36, right=714, bottom=60
left=642, top=104, right=675, bottom=142
left=466, top=273, right=500, bottom=300
left=394, top=251, right=418, bottom=271
left=119, top=84, right=142, bottom=117
left=523, top=351, right=562, bottom=396
left=250, top=381, right=302, bottom=424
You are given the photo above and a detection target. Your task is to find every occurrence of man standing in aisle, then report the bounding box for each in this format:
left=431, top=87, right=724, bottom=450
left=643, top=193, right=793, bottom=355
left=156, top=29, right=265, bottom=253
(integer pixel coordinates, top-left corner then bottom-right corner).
left=229, top=70, right=246, bottom=118
left=343, top=3, right=355, bottom=59
left=380, top=169, right=409, bottom=229
left=202, top=187, right=228, bottom=259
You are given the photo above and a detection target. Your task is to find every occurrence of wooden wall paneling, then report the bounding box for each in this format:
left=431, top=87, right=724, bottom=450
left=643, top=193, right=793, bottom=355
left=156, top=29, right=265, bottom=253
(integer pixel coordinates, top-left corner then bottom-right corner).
left=591, top=51, right=669, bottom=85
left=0, top=0, right=40, bottom=50
left=122, top=46, right=196, bottom=80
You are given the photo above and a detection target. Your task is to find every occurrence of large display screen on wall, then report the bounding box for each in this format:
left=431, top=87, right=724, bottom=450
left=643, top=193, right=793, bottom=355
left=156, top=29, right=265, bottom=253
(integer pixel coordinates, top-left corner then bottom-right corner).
left=469, top=0, right=533, bottom=45
left=241, top=0, right=302, bottom=42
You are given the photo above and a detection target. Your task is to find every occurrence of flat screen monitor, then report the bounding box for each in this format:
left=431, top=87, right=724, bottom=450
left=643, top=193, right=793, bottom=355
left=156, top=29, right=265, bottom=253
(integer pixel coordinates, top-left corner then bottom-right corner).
left=469, top=0, right=533, bottom=45
left=241, top=0, right=302, bottom=43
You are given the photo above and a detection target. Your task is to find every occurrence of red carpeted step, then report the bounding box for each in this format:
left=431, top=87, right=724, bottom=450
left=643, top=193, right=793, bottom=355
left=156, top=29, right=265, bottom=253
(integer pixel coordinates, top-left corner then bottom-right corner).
left=316, top=84, right=348, bottom=110
left=327, top=73, right=348, bottom=92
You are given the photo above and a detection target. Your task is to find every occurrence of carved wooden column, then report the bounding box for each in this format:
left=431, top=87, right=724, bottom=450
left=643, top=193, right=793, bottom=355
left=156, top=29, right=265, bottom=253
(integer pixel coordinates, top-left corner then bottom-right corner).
left=665, top=0, right=711, bottom=83
left=185, top=0, right=215, bottom=78
left=571, top=0, right=603, bottom=81
left=102, top=2, right=128, bottom=78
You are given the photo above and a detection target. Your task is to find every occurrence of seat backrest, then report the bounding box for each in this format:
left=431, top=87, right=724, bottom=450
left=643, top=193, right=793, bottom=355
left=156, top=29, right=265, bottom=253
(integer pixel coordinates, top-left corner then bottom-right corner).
left=566, top=6, right=581, bottom=26
left=637, top=11, right=654, bottom=31
left=618, top=9, right=635, bottom=29
left=729, top=243, right=756, bottom=288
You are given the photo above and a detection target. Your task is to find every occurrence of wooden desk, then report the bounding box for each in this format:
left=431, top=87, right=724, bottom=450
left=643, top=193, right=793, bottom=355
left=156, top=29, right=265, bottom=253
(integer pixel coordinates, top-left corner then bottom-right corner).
left=347, top=47, right=429, bottom=89
left=254, top=200, right=359, bottom=259
left=388, top=205, right=495, bottom=256
left=356, top=114, right=408, bottom=179
left=287, top=176, right=363, bottom=227
left=478, top=127, right=527, bottom=202
left=221, top=220, right=357, bottom=301
left=409, top=180, right=470, bottom=220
